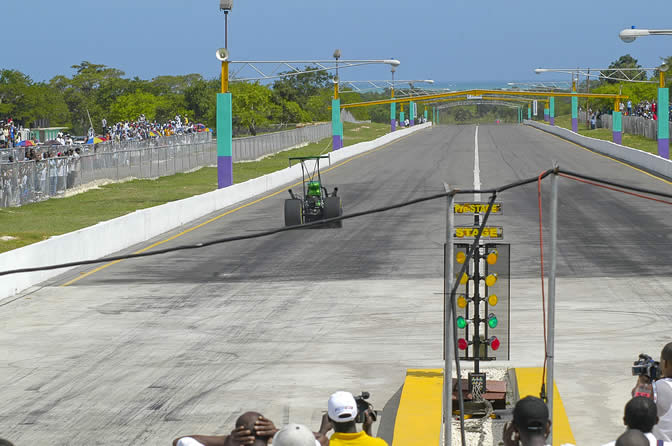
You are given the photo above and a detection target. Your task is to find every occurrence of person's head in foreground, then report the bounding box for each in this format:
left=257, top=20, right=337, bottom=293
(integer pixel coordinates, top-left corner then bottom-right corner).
left=272, top=424, right=319, bottom=446
left=328, top=391, right=358, bottom=432
left=615, top=429, right=649, bottom=446
left=236, top=411, right=271, bottom=446
left=503, top=396, right=551, bottom=445
left=624, top=396, right=658, bottom=432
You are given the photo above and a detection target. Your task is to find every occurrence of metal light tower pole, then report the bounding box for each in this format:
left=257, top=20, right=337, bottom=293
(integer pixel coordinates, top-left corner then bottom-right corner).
left=216, top=0, right=234, bottom=189
left=332, top=49, right=343, bottom=149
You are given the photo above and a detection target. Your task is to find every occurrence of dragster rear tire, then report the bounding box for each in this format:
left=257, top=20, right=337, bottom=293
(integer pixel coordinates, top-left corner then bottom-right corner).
left=284, top=199, right=303, bottom=227
left=324, top=196, right=342, bottom=228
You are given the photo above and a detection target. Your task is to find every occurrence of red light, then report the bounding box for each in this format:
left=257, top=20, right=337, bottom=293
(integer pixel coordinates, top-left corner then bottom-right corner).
left=490, top=336, right=500, bottom=351
left=458, top=338, right=468, bottom=350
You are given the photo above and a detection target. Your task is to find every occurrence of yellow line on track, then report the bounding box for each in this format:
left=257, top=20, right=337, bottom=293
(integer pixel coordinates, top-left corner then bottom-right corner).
left=530, top=125, right=672, bottom=186
left=61, top=130, right=424, bottom=286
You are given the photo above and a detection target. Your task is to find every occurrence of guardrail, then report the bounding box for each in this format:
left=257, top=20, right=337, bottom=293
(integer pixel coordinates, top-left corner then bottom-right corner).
left=524, top=120, right=672, bottom=179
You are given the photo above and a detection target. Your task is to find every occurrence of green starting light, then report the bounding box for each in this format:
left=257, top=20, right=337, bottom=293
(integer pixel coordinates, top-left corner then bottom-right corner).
left=456, top=316, right=467, bottom=329
left=487, top=313, right=498, bottom=329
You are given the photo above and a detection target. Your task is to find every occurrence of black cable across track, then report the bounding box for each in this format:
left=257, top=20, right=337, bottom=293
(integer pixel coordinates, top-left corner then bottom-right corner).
left=2, top=166, right=670, bottom=277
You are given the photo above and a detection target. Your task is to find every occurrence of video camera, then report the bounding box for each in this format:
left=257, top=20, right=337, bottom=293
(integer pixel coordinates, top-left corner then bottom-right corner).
left=632, top=353, right=661, bottom=381
left=354, top=392, right=377, bottom=424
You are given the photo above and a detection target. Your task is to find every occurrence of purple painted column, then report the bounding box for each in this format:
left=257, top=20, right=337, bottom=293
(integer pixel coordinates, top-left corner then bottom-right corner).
left=218, top=155, right=233, bottom=186
left=216, top=93, right=233, bottom=188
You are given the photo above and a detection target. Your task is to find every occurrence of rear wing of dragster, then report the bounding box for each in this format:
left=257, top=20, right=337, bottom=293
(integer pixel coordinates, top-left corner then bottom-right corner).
left=287, top=154, right=331, bottom=168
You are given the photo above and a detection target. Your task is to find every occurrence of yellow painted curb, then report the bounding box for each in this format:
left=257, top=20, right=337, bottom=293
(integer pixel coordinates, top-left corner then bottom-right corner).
left=392, top=369, right=443, bottom=446
left=514, top=368, right=575, bottom=446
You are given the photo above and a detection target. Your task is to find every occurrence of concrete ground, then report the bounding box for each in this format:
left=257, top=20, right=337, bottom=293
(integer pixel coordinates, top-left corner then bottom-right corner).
left=1, top=124, right=671, bottom=445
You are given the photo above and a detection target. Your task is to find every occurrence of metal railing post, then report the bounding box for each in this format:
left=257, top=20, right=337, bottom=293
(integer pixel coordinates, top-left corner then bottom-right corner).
left=444, top=184, right=454, bottom=446
left=546, top=169, right=559, bottom=444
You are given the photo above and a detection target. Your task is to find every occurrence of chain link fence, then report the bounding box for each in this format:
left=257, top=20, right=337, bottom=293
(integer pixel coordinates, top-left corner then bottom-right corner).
left=0, top=132, right=214, bottom=163
left=0, top=123, right=333, bottom=207
left=232, top=123, right=330, bottom=161
left=0, top=139, right=216, bottom=207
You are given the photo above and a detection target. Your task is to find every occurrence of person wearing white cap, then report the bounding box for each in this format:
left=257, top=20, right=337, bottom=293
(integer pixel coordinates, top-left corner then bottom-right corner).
left=326, top=391, right=387, bottom=446
left=272, top=424, right=322, bottom=446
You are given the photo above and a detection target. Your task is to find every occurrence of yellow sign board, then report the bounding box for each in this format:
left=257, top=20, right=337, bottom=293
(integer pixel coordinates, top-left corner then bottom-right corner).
left=454, top=202, right=503, bottom=215
left=455, top=226, right=504, bottom=239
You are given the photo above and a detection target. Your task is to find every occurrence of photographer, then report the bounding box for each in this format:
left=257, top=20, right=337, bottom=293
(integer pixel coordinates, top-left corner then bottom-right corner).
left=324, top=391, right=387, bottom=446
left=633, top=343, right=672, bottom=440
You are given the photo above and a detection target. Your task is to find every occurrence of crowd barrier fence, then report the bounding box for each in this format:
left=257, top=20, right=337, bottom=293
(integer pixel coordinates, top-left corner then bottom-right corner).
left=0, top=124, right=332, bottom=207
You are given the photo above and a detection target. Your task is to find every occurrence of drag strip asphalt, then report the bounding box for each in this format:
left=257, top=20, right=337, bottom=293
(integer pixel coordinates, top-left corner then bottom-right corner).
left=1, top=124, right=670, bottom=445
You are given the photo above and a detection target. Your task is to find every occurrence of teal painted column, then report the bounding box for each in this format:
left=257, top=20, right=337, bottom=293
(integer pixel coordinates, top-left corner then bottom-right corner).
left=571, top=96, right=578, bottom=132
left=527, top=106, right=531, bottom=120
left=400, top=106, right=405, bottom=126
left=549, top=97, right=555, bottom=126
left=544, top=105, right=549, bottom=122
left=424, top=108, right=428, bottom=122
left=339, top=116, right=344, bottom=148
left=613, top=111, right=622, bottom=145
left=332, top=99, right=342, bottom=150
left=216, top=93, right=233, bottom=188
left=436, top=108, right=439, bottom=125
left=390, top=102, right=396, bottom=132
left=658, top=87, right=670, bottom=158
left=409, top=101, right=415, bottom=125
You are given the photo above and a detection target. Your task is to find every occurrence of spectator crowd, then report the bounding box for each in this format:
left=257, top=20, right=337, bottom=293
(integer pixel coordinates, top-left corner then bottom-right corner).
left=0, top=118, right=27, bottom=149
left=620, top=100, right=672, bottom=121
left=104, top=114, right=205, bottom=142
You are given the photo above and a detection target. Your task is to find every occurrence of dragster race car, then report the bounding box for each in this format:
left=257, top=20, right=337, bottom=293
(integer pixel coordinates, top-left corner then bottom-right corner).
left=284, top=155, right=342, bottom=228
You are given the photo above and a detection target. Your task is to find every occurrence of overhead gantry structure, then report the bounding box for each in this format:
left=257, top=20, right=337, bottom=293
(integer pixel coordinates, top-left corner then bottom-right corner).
left=335, top=88, right=628, bottom=143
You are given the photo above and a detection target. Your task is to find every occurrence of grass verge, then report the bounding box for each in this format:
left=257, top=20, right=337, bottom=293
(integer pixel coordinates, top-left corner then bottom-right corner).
left=550, top=115, right=661, bottom=155
left=0, top=122, right=390, bottom=253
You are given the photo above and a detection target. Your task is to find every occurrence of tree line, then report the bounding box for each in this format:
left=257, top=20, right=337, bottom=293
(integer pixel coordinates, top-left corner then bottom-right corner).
left=0, top=62, right=392, bottom=137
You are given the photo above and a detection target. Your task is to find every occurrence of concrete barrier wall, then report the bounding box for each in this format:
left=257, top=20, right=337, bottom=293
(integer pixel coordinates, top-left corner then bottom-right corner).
left=524, top=120, right=672, bottom=179
left=0, top=123, right=432, bottom=300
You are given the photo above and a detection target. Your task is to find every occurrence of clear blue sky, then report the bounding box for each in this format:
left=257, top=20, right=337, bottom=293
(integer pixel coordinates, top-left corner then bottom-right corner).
left=4, top=0, right=671, bottom=83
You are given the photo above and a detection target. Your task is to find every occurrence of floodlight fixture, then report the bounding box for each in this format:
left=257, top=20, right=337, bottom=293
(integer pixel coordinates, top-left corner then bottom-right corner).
left=619, top=26, right=672, bottom=43
left=219, top=0, right=233, bottom=11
